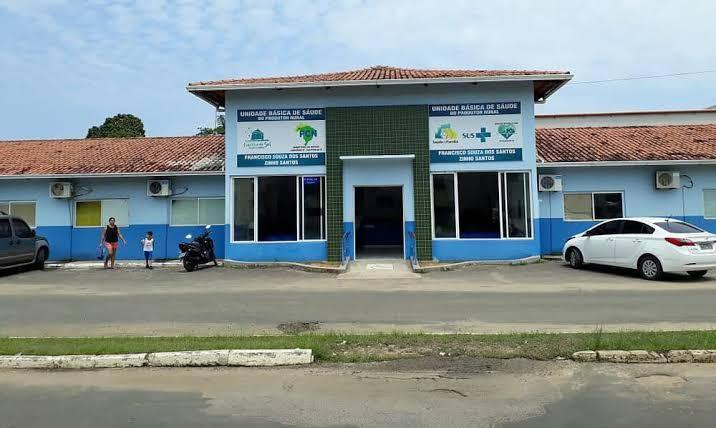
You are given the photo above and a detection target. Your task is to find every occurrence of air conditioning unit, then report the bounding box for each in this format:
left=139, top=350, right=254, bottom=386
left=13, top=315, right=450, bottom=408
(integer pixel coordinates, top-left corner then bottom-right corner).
left=147, top=179, right=171, bottom=197
left=655, top=171, right=680, bottom=189
left=538, top=174, right=562, bottom=192
left=49, top=182, right=72, bottom=198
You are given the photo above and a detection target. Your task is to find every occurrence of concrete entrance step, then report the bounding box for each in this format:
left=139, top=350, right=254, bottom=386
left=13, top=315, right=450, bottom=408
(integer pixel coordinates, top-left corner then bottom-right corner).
left=337, top=259, right=421, bottom=280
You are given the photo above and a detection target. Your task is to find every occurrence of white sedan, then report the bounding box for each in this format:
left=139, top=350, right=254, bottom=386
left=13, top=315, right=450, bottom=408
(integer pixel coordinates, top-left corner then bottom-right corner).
left=563, top=217, right=716, bottom=280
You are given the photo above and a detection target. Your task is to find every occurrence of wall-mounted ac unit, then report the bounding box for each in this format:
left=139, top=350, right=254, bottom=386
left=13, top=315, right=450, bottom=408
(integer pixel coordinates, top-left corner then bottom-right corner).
left=147, top=179, right=171, bottom=197
left=49, top=182, right=72, bottom=198
left=538, top=174, right=562, bottom=192
left=655, top=171, right=680, bottom=189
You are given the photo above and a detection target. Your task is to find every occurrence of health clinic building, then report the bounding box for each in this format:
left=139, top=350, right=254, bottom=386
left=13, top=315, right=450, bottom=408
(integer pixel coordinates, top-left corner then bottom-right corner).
left=2, top=66, right=716, bottom=262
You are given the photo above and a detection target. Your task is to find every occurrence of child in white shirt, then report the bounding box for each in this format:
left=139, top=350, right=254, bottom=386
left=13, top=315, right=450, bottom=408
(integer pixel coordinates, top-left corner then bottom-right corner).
left=141, top=231, right=154, bottom=269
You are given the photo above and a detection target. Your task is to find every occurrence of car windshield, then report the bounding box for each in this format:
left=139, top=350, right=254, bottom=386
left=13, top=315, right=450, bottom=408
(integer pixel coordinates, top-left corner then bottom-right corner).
left=654, top=221, right=704, bottom=234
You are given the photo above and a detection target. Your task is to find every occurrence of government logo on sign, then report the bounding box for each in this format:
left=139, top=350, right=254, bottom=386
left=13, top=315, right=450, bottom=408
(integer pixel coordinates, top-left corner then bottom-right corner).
left=434, top=124, right=458, bottom=140
left=295, top=123, right=318, bottom=145
left=497, top=123, right=516, bottom=140
left=244, top=128, right=271, bottom=149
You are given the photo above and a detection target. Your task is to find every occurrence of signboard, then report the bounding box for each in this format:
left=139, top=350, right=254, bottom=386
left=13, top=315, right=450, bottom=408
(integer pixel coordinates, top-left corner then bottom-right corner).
left=237, top=108, right=325, bottom=167
left=429, top=102, right=522, bottom=163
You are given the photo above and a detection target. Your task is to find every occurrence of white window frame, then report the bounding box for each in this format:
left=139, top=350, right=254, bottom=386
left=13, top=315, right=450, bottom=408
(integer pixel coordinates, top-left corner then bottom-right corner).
left=704, top=189, right=716, bottom=220
left=73, top=199, right=129, bottom=228
left=170, top=197, right=225, bottom=226
left=430, top=171, right=534, bottom=240
left=0, top=200, right=37, bottom=228
left=230, top=175, right=327, bottom=244
left=563, top=191, right=625, bottom=221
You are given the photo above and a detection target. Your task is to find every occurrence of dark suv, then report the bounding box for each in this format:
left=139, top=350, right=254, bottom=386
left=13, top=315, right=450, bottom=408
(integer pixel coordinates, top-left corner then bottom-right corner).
left=0, top=213, right=49, bottom=270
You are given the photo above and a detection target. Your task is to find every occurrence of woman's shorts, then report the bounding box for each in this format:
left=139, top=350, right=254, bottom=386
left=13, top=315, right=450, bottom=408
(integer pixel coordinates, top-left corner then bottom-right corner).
left=104, top=242, right=119, bottom=251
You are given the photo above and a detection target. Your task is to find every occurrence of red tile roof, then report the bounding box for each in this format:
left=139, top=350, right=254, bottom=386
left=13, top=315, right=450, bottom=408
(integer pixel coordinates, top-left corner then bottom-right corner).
left=3, top=123, right=715, bottom=177
left=0, top=135, right=224, bottom=176
left=536, top=124, right=716, bottom=163
left=187, top=66, right=571, bottom=107
left=188, top=65, right=569, bottom=87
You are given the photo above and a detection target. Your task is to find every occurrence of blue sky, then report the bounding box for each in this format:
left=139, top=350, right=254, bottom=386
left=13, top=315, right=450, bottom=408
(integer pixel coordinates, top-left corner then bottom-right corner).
left=1, top=0, right=714, bottom=140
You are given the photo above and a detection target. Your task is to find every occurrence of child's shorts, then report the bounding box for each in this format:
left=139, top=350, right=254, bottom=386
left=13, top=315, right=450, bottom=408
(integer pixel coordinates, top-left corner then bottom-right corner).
left=144, top=251, right=153, bottom=261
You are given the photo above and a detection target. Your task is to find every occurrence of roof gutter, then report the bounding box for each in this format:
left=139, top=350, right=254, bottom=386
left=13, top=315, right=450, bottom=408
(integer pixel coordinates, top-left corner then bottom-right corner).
left=538, top=159, right=716, bottom=168
left=0, top=170, right=225, bottom=180
left=187, top=73, right=572, bottom=95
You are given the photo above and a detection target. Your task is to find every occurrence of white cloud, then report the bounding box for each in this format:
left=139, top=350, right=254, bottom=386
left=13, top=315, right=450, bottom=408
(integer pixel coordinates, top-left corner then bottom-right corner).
left=0, top=0, right=714, bottom=139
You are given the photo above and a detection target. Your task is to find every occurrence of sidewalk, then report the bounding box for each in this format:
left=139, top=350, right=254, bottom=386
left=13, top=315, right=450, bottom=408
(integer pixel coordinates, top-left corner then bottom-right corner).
left=46, top=260, right=184, bottom=270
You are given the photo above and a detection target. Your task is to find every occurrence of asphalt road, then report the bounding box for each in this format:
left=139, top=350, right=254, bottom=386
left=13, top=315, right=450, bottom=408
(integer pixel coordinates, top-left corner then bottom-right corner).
left=1, top=359, right=715, bottom=427
left=1, top=261, right=716, bottom=336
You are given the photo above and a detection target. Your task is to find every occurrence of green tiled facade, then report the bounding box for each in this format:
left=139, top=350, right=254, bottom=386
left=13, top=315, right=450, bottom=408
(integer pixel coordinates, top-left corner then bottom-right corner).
left=325, top=105, right=432, bottom=262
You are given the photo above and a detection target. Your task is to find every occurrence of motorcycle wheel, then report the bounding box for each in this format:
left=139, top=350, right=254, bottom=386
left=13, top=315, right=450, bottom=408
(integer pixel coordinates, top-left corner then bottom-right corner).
left=183, top=259, right=197, bottom=272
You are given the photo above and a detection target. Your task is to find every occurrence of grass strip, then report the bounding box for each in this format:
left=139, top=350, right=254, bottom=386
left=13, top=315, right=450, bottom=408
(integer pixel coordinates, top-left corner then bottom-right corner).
left=2, top=330, right=716, bottom=363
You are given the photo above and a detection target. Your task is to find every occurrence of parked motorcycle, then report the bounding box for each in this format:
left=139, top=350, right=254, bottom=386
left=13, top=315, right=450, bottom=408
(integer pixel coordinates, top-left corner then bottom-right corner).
left=178, top=225, right=218, bottom=272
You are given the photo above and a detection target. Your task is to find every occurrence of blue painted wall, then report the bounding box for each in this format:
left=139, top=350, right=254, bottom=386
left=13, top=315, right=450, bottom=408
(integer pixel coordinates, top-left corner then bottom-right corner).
left=0, top=176, right=225, bottom=260
left=538, top=165, right=716, bottom=254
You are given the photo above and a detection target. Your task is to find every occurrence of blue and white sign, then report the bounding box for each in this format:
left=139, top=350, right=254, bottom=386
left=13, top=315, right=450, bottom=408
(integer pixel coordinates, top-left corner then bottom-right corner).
left=429, top=102, right=522, bottom=163
left=237, top=108, right=325, bottom=167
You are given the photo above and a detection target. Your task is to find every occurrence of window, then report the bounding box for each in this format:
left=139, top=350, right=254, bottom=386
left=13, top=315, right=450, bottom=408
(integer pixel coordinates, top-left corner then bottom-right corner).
left=593, top=193, right=623, bottom=220
left=504, top=172, right=531, bottom=238
left=563, top=192, right=623, bottom=220
left=432, top=174, right=456, bottom=238
left=621, top=220, right=654, bottom=235
left=75, top=199, right=128, bottom=227
left=563, top=194, right=592, bottom=220
left=300, top=176, right=325, bottom=240
left=233, top=178, right=255, bottom=241
left=705, top=190, right=716, bottom=219
left=258, top=176, right=297, bottom=241
left=171, top=198, right=225, bottom=225
left=654, top=221, right=704, bottom=234
left=11, top=218, right=33, bottom=238
left=232, top=175, right=326, bottom=242
left=431, top=171, right=532, bottom=239
left=0, top=201, right=36, bottom=227
left=588, top=220, right=622, bottom=236
left=0, top=219, right=11, bottom=239
left=459, top=172, right=500, bottom=238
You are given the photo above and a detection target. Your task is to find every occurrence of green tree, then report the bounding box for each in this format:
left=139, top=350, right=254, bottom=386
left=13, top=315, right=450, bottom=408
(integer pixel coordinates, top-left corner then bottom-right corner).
left=86, top=114, right=145, bottom=138
left=196, top=115, right=225, bottom=135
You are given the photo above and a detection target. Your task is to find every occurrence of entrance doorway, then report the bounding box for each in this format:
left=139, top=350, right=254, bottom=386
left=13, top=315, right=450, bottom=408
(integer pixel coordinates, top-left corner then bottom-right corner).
left=354, top=186, right=404, bottom=259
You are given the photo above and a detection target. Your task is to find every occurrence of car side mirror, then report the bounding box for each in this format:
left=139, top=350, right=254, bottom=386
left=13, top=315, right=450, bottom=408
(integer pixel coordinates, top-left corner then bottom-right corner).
left=30, top=229, right=36, bottom=237
left=584, top=230, right=594, bottom=237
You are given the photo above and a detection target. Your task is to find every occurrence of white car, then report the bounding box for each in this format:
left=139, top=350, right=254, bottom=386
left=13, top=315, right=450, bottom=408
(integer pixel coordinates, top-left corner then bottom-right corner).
left=563, top=217, right=716, bottom=280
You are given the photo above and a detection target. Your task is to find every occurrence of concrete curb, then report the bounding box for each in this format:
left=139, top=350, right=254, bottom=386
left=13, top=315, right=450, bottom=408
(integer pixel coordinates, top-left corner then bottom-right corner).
left=0, top=353, right=148, bottom=369
left=0, top=349, right=313, bottom=369
left=412, top=255, right=541, bottom=273
left=224, top=259, right=346, bottom=274
left=572, top=349, right=716, bottom=363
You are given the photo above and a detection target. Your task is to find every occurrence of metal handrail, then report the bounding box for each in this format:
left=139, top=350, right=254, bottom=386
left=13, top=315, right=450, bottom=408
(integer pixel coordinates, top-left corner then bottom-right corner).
left=408, top=231, right=417, bottom=266
left=341, top=230, right=351, bottom=264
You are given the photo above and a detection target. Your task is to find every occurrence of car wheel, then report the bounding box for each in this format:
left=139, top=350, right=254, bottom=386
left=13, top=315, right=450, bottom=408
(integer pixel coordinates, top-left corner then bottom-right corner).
left=687, top=270, right=708, bottom=278
left=34, top=248, right=47, bottom=270
left=638, top=255, right=663, bottom=280
left=567, top=248, right=583, bottom=269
